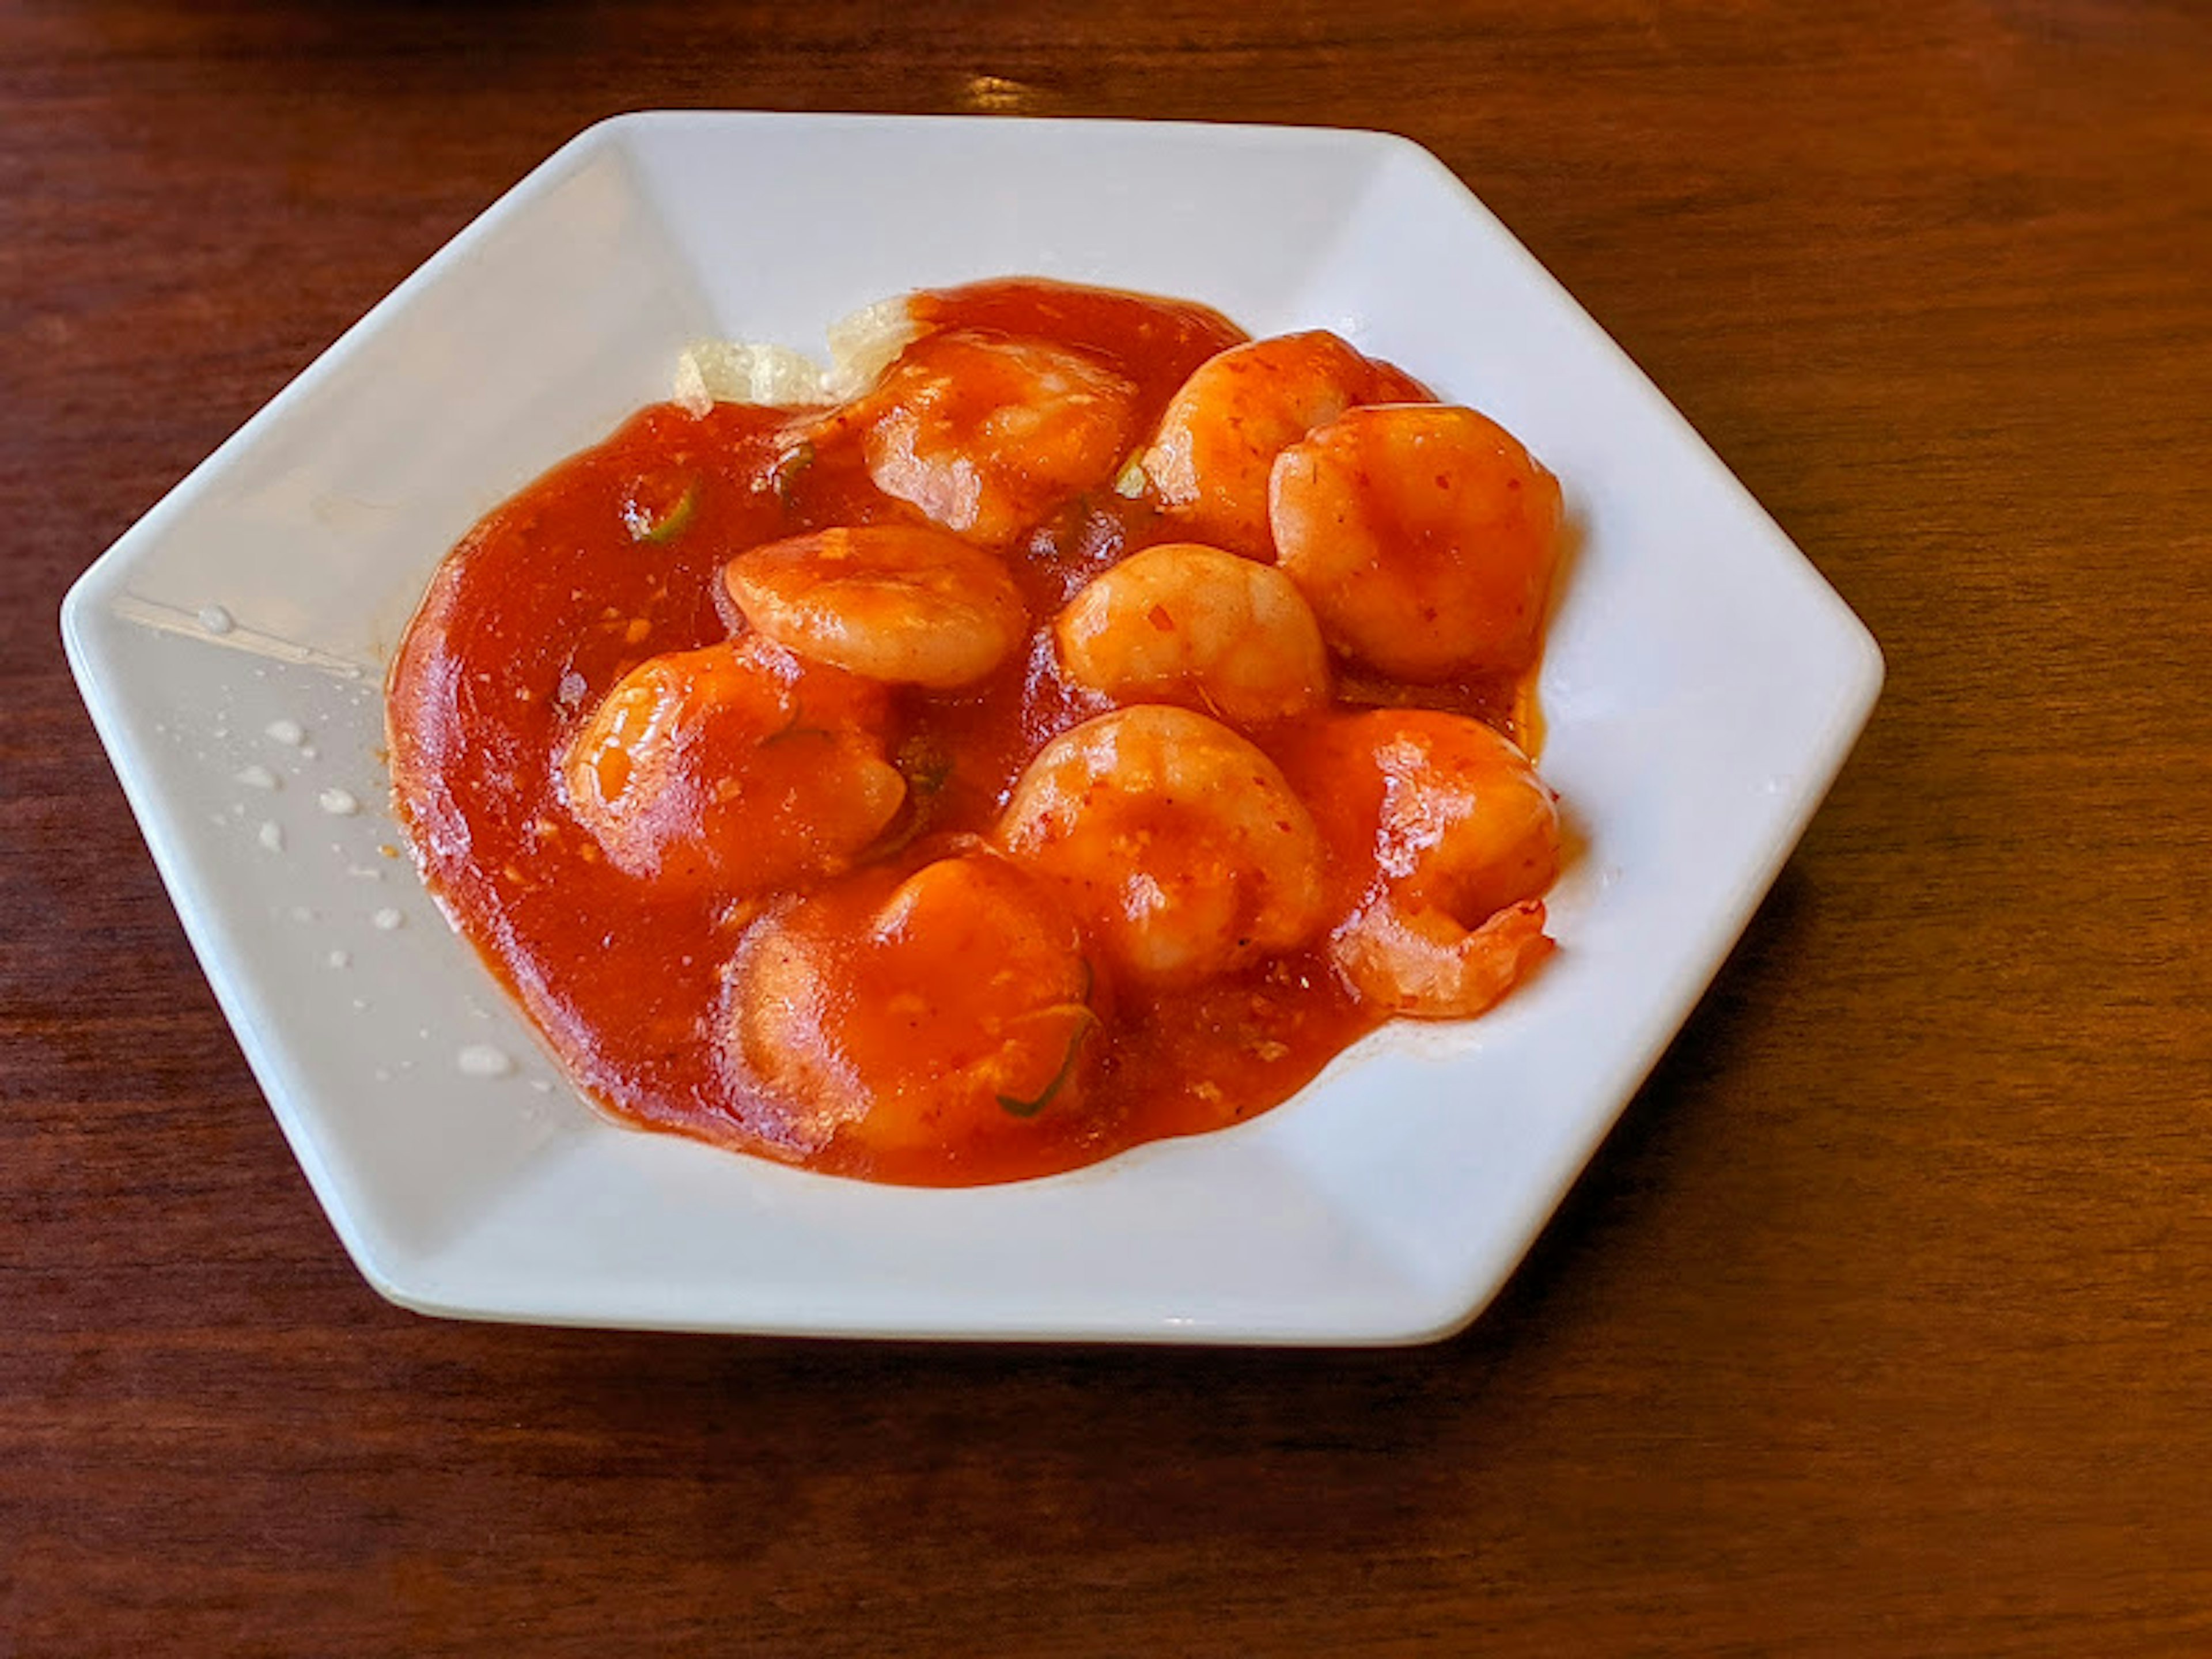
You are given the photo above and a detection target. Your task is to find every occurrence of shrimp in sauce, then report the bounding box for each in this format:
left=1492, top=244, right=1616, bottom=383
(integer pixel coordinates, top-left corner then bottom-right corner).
left=1054, top=541, right=1330, bottom=726
left=1271, top=404, right=1564, bottom=681
left=387, top=278, right=1571, bottom=1186
left=724, top=524, right=1028, bottom=690
left=1283, top=709, right=1562, bottom=1017
left=726, top=851, right=1100, bottom=1167
left=816, top=328, right=1139, bottom=546
left=996, top=705, right=1329, bottom=992
left=559, top=635, right=904, bottom=892
left=1139, top=330, right=1431, bottom=559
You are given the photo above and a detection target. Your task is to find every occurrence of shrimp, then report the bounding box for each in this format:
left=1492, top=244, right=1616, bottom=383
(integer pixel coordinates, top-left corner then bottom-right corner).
left=1270, top=404, right=1563, bottom=682
left=1054, top=541, right=1330, bottom=725
left=816, top=328, right=1139, bottom=546
left=1329, top=900, right=1554, bottom=1022
left=723, top=524, right=1029, bottom=690
left=1139, top=331, right=1433, bottom=559
left=995, top=704, right=1328, bottom=991
left=726, top=851, right=1100, bottom=1158
left=1286, top=709, right=1562, bottom=1018
left=560, top=635, right=904, bottom=891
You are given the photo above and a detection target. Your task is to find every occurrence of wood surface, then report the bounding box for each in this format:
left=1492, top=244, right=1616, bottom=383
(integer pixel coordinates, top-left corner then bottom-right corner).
left=5, top=1, right=2210, bottom=1652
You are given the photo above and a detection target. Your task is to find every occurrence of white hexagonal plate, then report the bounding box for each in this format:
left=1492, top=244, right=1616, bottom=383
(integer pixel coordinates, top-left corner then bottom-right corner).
left=63, top=112, right=1880, bottom=1344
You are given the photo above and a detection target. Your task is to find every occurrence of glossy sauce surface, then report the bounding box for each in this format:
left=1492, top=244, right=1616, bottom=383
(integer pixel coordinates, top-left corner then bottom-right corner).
left=388, top=280, right=1545, bottom=1185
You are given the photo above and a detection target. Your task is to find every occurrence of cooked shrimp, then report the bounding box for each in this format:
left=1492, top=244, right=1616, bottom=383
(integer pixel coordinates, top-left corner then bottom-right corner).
left=995, top=704, right=1327, bottom=990
left=1054, top=541, right=1330, bottom=725
left=726, top=851, right=1099, bottom=1158
left=1330, top=899, right=1554, bottom=1022
left=560, top=635, right=904, bottom=891
left=1139, top=331, right=1432, bottom=559
left=816, top=328, right=1139, bottom=546
left=1288, top=709, right=1561, bottom=1017
left=724, top=524, right=1029, bottom=690
left=1270, top=404, right=1563, bottom=682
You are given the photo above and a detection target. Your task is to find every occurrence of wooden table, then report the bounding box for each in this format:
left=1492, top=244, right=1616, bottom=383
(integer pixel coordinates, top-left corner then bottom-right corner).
left=6, top=2, right=2209, bottom=1651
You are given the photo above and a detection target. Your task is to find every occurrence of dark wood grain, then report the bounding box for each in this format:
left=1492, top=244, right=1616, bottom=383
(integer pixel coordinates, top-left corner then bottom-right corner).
left=5, top=1, right=2210, bottom=1652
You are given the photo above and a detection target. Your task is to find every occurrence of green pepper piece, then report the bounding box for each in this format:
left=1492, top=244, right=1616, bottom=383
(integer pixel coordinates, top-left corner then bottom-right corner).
left=623, top=477, right=699, bottom=543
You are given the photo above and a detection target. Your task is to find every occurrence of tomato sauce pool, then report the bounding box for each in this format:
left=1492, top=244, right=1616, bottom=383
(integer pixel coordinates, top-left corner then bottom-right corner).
left=387, top=279, right=1544, bottom=1186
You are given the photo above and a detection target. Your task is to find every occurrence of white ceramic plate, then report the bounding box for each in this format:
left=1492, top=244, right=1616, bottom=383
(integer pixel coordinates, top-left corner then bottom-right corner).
left=62, top=112, right=1880, bottom=1344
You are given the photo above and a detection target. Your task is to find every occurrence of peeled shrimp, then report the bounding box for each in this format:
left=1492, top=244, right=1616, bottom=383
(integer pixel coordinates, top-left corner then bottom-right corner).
left=1139, top=331, right=1432, bottom=559
left=1291, top=709, right=1561, bottom=1018
left=995, top=704, right=1328, bottom=991
left=724, top=524, right=1029, bottom=690
left=1270, top=404, right=1563, bottom=682
left=726, top=851, right=1099, bottom=1158
left=1054, top=541, right=1330, bottom=725
left=1330, top=900, right=1554, bottom=1022
left=560, top=635, right=904, bottom=891
left=818, top=328, right=1139, bottom=546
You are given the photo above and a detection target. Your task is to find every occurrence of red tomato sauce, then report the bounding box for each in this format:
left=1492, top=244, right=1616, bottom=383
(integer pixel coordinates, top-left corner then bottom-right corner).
left=387, top=279, right=1543, bottom=1185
